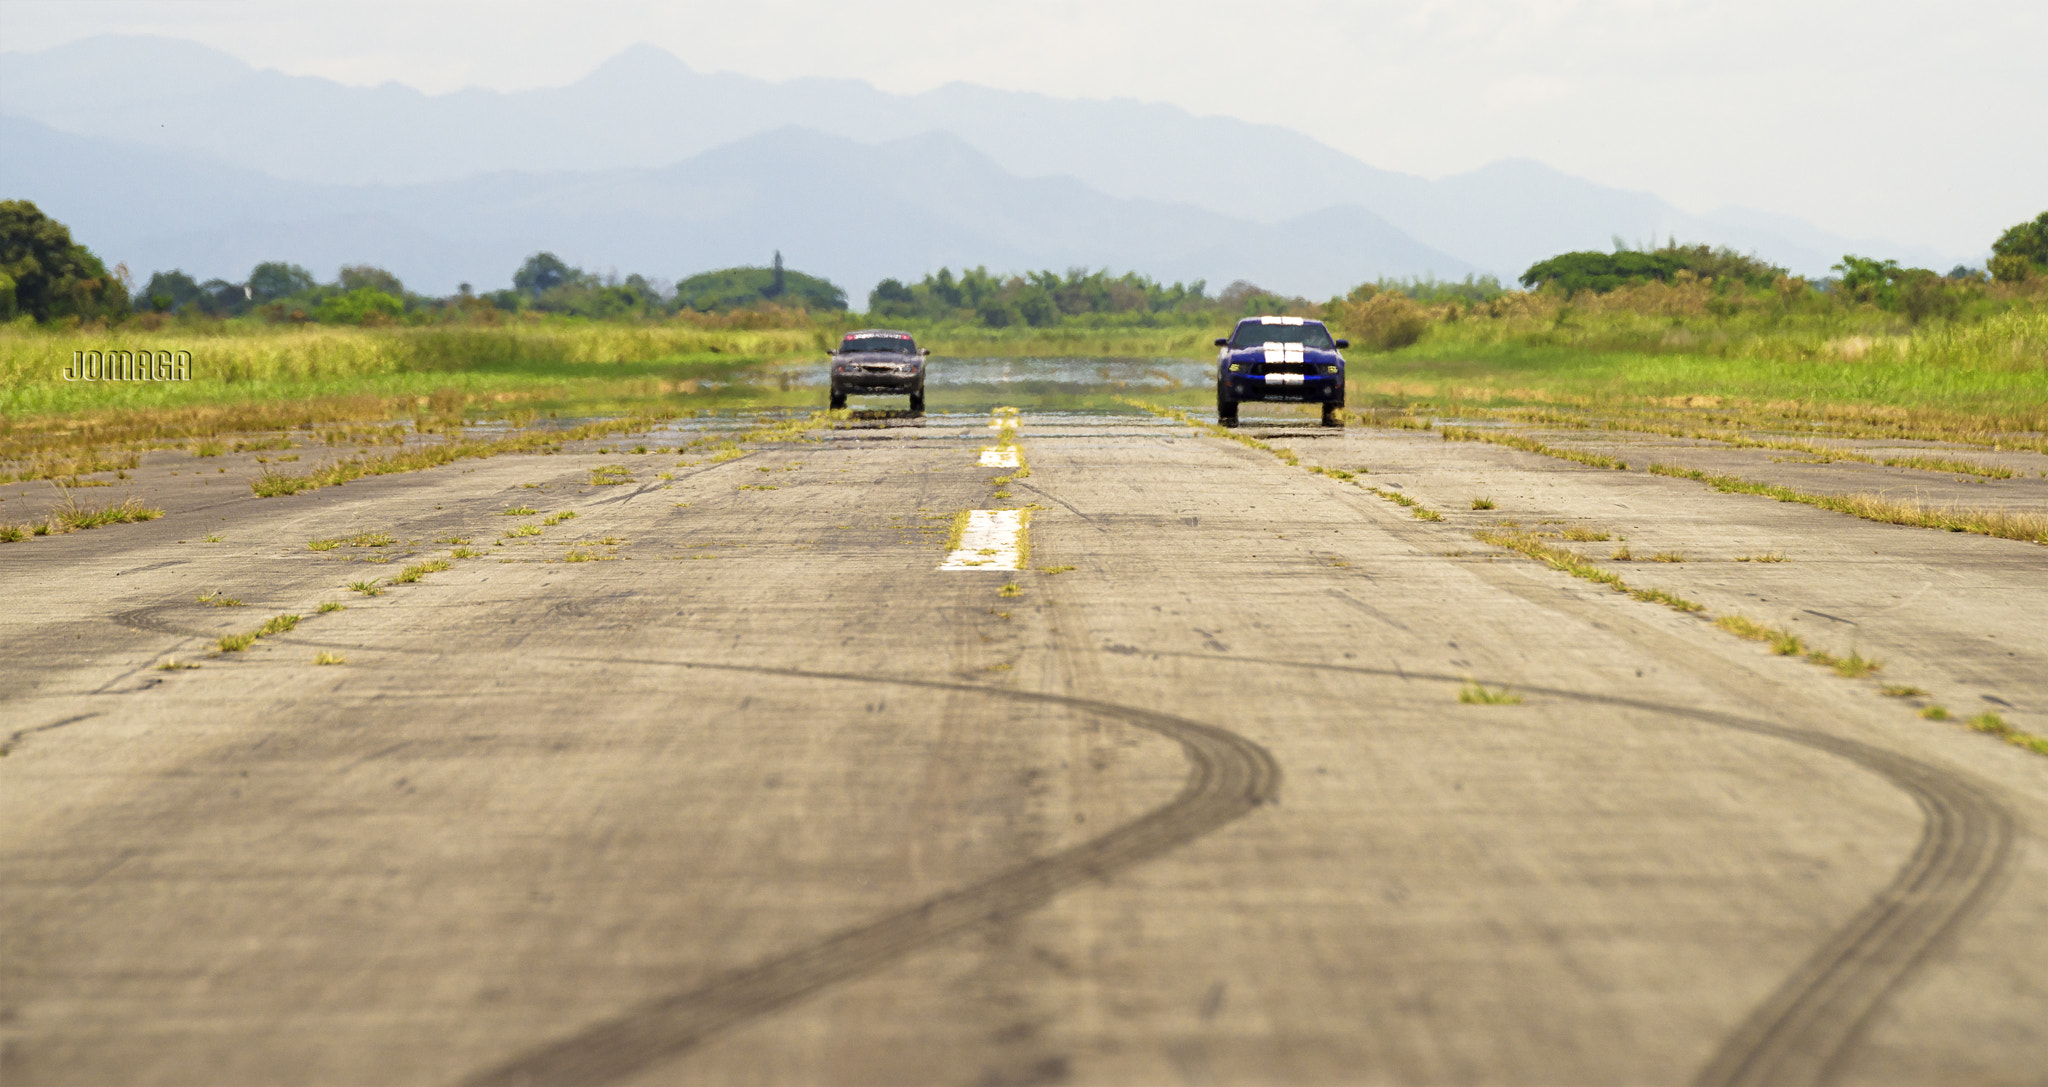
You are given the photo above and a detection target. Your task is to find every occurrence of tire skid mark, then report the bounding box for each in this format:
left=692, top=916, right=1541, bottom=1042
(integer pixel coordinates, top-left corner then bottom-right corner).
left=1148, top=650, right=2014, bottom=1087
left=111, top=604, right=213, bottom=639
left=455, top=661, right=1280, bottom=1087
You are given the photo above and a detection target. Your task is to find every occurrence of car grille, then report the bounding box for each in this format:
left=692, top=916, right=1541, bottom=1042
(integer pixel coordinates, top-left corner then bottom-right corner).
left=1261, top=362, right=1314, bottom=375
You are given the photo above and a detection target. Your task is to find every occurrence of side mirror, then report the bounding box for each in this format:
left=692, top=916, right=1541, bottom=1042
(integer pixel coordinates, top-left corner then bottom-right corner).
left=1333, top=339, right=1350, bottom=349
left=1214, top=338, right=1229, bottom=347
left=920, top=348, right=931, bottom=355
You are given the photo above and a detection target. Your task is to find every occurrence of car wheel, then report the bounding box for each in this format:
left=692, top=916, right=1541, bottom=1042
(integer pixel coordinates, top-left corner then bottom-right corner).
left=829, top=387, right=847, bottom=409
left=909, top=388, right=925, bottom=413
left=1322, top=402, right=1343, bottom=428
left=1217, top=382, right=1239, bottom=427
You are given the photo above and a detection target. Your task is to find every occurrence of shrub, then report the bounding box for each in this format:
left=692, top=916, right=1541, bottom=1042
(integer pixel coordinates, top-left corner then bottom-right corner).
left=1337, top=292, right=1429, bottom=351
left=313, top=287, right=405, bottom=325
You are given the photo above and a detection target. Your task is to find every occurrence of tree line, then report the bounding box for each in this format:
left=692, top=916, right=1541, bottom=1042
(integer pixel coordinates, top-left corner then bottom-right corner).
left=6, top=197, right=2046, bottom=330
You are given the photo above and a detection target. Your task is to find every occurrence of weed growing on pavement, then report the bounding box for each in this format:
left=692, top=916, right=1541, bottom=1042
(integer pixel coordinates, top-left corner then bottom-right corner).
left=998, top=582, right=1023, bottom=598
left=1039, top=565, right=1076, bottom=574
left=346, top=580, right=384, bottom=596
left=1459, top=681, right=1523, bottom=705
left=503, top=525, right=542, bottom=538
left=1648, top=463, right=2048, bottom=545
left=217, top=632, right=258, bottom=652
left=197, top=590, right=243, bottom=607
left=1809, top=647, right=1883, bottom=677
left=258, top=614, right=300, bottom=636
left=502, top=506, right=537, bottom=515
left=308, top=538, right=342, bottom=551
left=1474, top=527, right=1704, bottom=612
left=393, top=559, right=450, bottom=584
left=1651, top=551, right=1689, bottom=562
left=1921, top=705, right=1951, bottom=720
left=1560, top=526, right=1610, bottom=541
left=318, top=601, right=346, bottom=613
left=1471, top=497, right=1496, bottom=510
left=1441, top=426, right=1627, bottom=470
left=313, top=651, right=347, bottom=666
left=155, top=659, right=200, bottom=670
left=1734, top=552, right=1787, bottom=562
left=45, top=491, right=164, bottom=532
left=1881, top=684, right=1927, bottom=697
left=1963, top=712, right=2048, bottom=755
left=1363, top=486, right=1444, bottom=521
left=450, top=547, right=485, bottom=558
left=543, top=511, right=577, bottom=525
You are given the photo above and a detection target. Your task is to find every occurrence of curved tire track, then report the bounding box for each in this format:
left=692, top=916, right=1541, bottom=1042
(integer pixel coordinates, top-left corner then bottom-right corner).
left=455, top=661, right=1280, bottom=1087
left=1150, top=650, right=2013, bottom=1087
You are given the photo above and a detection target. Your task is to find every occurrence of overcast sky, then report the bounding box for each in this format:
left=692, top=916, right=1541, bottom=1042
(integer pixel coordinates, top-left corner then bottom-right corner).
left=4, top=0, right=2040, bottom=259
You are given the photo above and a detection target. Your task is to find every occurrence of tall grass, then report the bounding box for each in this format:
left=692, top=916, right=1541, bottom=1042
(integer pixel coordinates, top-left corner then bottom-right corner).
left=0, top=322, right=830, bottom=417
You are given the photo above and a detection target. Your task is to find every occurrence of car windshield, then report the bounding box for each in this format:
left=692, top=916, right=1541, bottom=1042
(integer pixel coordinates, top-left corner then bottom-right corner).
left=840, top=334, right=917, bottom=354
left=1230, top=321, right=1334, bottom=349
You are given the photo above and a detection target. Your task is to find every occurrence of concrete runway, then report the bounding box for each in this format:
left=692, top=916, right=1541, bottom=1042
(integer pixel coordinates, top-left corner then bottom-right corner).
left=3, top=409, right=2045, bottom=1086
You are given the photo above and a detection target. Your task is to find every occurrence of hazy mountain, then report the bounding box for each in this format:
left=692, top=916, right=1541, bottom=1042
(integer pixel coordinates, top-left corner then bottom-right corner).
left=0, top=34, right=1952, bottom=283
left=0, top=117, right=1471, bottom=299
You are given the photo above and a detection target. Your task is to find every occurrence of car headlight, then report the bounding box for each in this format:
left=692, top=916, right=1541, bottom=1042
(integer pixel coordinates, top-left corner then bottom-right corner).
left=1228, top=363, right=1241, bottom=372
left=1326, top=365, right=1340, bottom=373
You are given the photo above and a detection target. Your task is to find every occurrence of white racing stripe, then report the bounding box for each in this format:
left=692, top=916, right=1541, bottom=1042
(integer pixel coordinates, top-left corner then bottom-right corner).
left=940, top=510, right=1024, bottom=571
left=978, top=448, right=1021, bottom=468
left=1265, top=373, right=1305, bottom=386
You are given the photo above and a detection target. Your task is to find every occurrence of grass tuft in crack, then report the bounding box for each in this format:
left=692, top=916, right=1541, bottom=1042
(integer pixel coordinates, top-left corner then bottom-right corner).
left=1458, top=681, right=1522, bottom=705
left=393, top=559, right=451, bottom=584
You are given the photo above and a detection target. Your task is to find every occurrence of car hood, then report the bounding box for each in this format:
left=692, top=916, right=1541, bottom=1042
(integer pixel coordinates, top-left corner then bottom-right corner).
left=837, top=351, right=921, bottom=362
left=1226, top=345, right=1343, bottom=364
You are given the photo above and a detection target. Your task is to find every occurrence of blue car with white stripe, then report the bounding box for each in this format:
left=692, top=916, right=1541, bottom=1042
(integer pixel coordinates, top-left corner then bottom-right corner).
left=1214, top=316, right=1349, bottom=427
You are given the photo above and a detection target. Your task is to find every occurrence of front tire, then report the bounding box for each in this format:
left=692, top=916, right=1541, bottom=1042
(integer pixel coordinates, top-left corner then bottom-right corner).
left=829, top=387, right=847, bottom=410
left=1217, top=382, right=1239, bottom=428
left=1322, top=402, right=1343, bottom=428
left=909, top=388, right=925, bottom=414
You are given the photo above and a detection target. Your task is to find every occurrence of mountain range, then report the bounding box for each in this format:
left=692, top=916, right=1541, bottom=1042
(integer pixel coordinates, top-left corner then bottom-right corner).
left=0, top=35, right=1956, bottom=301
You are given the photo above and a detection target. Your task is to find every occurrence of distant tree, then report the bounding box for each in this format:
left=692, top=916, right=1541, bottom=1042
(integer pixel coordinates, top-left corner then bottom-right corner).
left=198, top=277, right=252, bottom=316
left=770, top=251, right=785, bottom=298
left=1832, top=254, right=1904, bottom=308
left=868, top=277, right=917, bottom=318
left=139, top=270, right=205, bottom=314
left=1015, top=284, right=1059, bottom=327
left=1521, top=250, right=1685, bottom=293
left=249, top=262, right=317, bottom=303
left=513, top=252, right=578, bottom=297
left=674, top=263, right=846, bottom=312
left=314, top=287, right=404, bottom=325
left=1990, top=210, right=2048, bottom=282
left=975, top=296, right=1018, bottom=328
left=0, top=199, right=128, bottom=321
left=1522, top=242, right=1784, bottom=294
left=338, top=264, right=405, bottom=298
left=1829, top=254, right=1963, bottom=321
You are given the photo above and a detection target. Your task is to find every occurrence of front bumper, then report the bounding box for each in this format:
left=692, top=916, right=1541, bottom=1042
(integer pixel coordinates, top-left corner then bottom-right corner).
left=833, top=370, right=923, bottom=393
left=1222, top=371, right=1344, bottom=403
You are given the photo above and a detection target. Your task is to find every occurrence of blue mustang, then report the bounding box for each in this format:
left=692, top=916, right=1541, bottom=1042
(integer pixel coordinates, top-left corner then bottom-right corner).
left=1214, top=316, right=1348, bottom=428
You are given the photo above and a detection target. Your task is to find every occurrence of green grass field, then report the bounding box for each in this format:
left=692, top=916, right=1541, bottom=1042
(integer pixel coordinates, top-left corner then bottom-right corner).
left=5, top=294, right=2041, bottom=473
